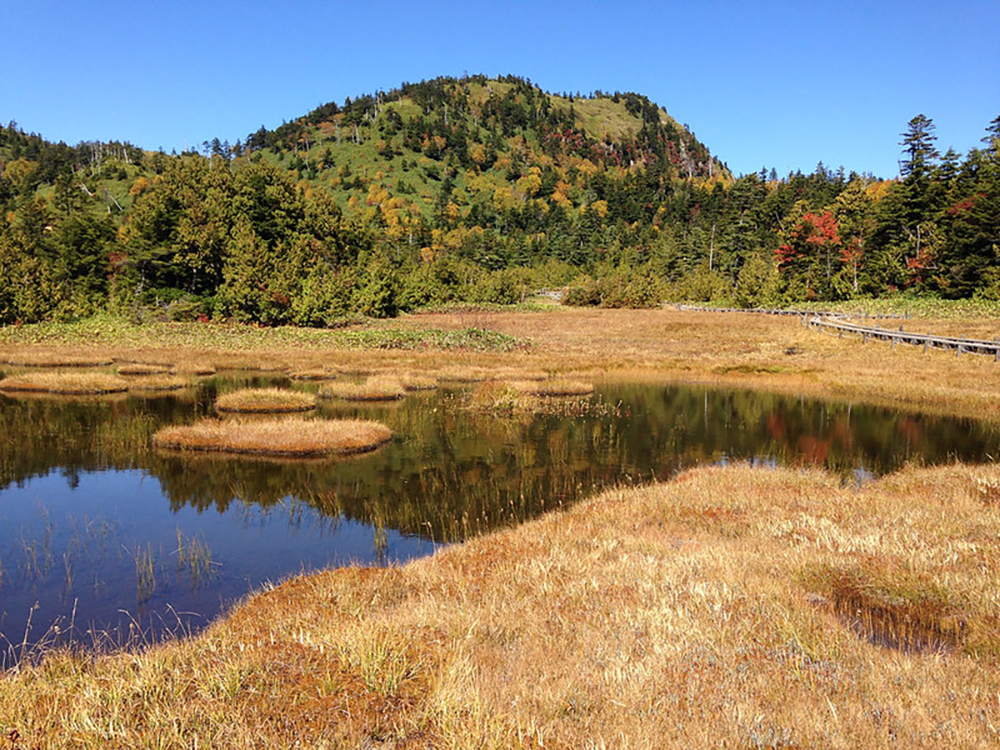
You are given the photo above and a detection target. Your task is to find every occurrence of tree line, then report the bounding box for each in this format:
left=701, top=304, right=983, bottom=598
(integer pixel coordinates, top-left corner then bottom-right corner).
left=1, top=76, right=997, bottom=326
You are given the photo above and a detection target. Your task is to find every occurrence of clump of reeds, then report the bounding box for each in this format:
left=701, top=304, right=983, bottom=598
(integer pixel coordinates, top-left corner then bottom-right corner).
left=509, top=379, right=594, bottom=397
left=117, top=363, right=174, bottom=376
left=318, top=376, right=406, bottom=402
left=215, top=388, right=317, bottom=414
left=152, top=417, right=393, bottom=457
left=0, top=372, right=129, bottom=395
left=465, top=381, right=538, bottom=414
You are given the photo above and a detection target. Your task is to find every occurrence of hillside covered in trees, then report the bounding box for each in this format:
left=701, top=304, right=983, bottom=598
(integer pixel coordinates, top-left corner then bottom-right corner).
left=1, top=75, right=998, bottom=326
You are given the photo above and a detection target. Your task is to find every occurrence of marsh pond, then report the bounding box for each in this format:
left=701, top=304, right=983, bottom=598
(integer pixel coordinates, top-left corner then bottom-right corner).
left=1, top=373, right=997, bottom=661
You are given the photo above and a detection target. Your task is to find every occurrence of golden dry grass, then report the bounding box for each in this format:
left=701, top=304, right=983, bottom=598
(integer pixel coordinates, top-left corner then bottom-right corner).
left=434, top=365, right=496, bottom=383
left=116, top=363, right=174, bottom=376
left=215, top=388, right=317, bottom=414
left=0, top=372, right=129, bottom=395
left=2, top=462, right=998, bottom=747
left=4, top=309, right=1000, bottom=745
left=152, top=417, right=393, bottom=458
left=510, top=378, right=594, bottom=397
left=319, top=376, right=406, bottom=402
left=0, top=353, right=113, bottom=367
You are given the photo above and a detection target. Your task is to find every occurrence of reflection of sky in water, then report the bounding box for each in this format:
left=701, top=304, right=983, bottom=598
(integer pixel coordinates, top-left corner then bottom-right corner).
left=1, top=380, right=997, bottom=657
left=1, top=468, right=432, bottom=657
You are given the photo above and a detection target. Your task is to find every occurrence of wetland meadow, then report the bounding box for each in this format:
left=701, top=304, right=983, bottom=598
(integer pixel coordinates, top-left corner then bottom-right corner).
left=0, top=306, right=999, bottom=748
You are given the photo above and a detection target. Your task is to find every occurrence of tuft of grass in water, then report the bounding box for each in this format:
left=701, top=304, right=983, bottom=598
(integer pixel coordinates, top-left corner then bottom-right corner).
left=0, top=372, right=129, bottom=395
left=133, top=544, right=157, bottom=605
left=116, top=363, right=174, bottom=376
left=318, top=376, right=406, bottom=402
left=152, top=417, right=393, bottom=458
left=175, top=530, right=217, bottom=588
left=215, top=387, right=317, bottom=414
left=509, top=378, right=594, bottom=397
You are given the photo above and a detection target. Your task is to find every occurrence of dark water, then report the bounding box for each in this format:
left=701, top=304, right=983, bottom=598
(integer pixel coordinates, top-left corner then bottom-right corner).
left=0, top=374, right=996, bottom=661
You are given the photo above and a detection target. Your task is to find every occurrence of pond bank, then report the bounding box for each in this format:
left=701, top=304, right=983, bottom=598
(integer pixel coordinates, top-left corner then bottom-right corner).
left=1, top=462, right=997, bottom=747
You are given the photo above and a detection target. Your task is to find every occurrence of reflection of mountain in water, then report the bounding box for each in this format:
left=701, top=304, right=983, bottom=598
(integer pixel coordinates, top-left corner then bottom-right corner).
left=2, top=377, right=998, bottom=657
left=1, top=379, right=997, bottom=543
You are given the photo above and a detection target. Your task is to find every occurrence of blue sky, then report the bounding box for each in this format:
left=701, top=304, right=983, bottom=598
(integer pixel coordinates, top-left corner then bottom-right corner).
left=2, top=0, right=997, bottom=178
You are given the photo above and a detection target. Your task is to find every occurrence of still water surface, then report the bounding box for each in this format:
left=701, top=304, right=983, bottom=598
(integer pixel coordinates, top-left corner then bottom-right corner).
left=1, top=375, right=996, bottom=659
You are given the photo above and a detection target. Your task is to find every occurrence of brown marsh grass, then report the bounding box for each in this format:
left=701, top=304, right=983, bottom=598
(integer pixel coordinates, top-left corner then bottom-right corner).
left=1, top=462, right=998, bottom=747
left=116, top=363, right=174, bottom=376
left=510, top=378, right=594, bottom=397
left=6, top=307, right=1000, bottom=419
left=152, top=417, right=393, bottom=458
left=0, top=372, right=129, bottom=395
left=434, top=365, right=495, bottom=383
left=0, top=353, right=113, bottom=368
left=319, top=376, right=406, bottom=402
left=215, top=388, right=317, bottom=414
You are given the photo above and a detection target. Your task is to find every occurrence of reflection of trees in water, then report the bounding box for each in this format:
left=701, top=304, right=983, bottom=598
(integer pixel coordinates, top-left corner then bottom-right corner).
left=1, top=383, right=997, bottom=543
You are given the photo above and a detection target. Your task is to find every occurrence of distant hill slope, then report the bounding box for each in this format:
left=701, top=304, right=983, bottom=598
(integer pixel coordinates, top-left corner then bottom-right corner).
left=238, top=74, right=729, bottom=220
left=3, top=75, right=995, bottom=326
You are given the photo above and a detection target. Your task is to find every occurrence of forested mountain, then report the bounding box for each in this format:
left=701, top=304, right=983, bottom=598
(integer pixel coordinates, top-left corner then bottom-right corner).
left=1, top=75, right=998, bottom=325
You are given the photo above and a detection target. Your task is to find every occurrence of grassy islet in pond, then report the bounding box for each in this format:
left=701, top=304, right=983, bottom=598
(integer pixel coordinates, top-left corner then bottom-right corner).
left=510, top=378, right=594, bottom=397
left=215, top=387, right=317, bottom=413
left=152, top=416, right=393, bottom=457
left=318, top=376, right=406, bottom=402
left=0, top=372, right=129, bottom=395
left=117, top=363, right=174, bottom=376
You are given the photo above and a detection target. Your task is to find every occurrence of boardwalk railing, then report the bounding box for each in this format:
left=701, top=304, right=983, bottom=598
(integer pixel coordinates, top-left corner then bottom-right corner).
left=807, top=317, right=1000, bottom=361
left=675, top=304, right=907, bottom=320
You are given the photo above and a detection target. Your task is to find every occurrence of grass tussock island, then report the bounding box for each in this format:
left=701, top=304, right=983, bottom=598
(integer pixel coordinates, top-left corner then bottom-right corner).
left=319, top=376, right=406, bottom=402
left=116, top=363, right=174, bottom=376
left=214, top=387, right=317, bottom=414
left=510, top=378, right=594, bottom=397
left=151, top=417, right=393, bottom=458
left=0, top=353, right=113, bottom=368
left=0, top=372, right=129, bottom=395
left=1, top=463, right=998, bottom=747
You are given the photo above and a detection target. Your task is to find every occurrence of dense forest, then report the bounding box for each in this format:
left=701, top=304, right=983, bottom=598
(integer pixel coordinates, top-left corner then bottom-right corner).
left=1, top=75, right=998, bottom=325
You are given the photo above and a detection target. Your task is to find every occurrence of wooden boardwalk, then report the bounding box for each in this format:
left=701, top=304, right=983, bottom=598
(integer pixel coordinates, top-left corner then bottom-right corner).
left=675, top=304, right=906, bottom=320
left=806, top=317, right=1000, bottom=360
left=676, top=304, right=1000, bottom=361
